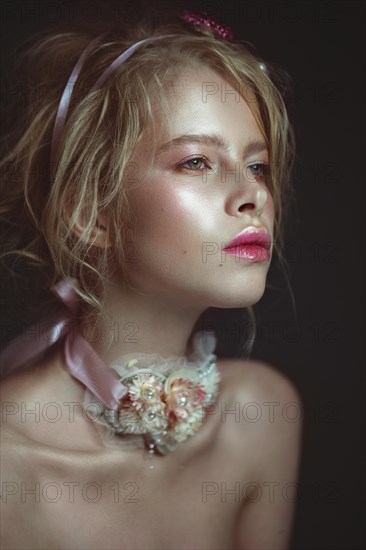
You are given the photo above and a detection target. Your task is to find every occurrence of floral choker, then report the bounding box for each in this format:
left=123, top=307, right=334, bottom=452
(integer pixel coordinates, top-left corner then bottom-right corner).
left=0, top=277, right=221, bottom=456
left=83, top=330, right=221, bottom=455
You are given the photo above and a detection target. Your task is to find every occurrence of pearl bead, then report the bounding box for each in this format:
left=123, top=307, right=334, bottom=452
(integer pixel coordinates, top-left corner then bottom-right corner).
left=142, top=388, right=154, bottom=400
left=177, top=394, right=188, bottom=405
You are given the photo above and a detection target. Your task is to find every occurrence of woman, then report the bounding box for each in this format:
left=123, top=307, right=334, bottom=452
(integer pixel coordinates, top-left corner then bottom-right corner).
left=0, top=10, right=302, bottom=549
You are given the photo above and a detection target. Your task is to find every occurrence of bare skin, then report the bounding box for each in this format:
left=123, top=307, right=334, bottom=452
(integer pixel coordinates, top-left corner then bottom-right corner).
left=1, top=65, right=302, bottom=548
left=1, top=344, right=302, bottom=550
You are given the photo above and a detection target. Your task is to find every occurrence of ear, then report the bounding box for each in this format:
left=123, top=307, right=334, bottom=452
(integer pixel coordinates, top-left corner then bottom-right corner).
left=76, top=211, right=111, bottom=249
left=64, top=202, right=112, bottom=249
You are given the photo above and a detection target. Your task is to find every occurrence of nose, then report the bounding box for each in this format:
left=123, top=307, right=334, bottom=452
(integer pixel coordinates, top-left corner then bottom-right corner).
left=238, top=187, right=267, bottom=216
left=225, top=162, right=268, bottom=217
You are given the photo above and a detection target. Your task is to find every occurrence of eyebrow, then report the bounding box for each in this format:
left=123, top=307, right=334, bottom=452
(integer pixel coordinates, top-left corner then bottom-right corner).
left=156, top=133, right=268, bottom=157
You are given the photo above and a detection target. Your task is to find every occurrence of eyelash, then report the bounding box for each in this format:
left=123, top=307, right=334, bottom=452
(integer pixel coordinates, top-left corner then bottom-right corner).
left=177, top=156, right=269, bottom=180
left=177, top=156, right=213, bottom=172
left=248, top=163, right=270, bottom=179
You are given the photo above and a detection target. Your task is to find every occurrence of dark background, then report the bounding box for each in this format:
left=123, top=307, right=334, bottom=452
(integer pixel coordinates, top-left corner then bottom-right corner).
left=1, top=1, right=364, bottom=549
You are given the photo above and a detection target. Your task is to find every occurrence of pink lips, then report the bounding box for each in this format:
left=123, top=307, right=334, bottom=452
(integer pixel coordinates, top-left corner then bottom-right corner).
left=223, top=228, right=271, bottom=262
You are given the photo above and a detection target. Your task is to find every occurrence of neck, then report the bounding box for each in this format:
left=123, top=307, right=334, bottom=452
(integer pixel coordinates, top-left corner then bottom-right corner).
left=82, top=278, right=207, bottom=365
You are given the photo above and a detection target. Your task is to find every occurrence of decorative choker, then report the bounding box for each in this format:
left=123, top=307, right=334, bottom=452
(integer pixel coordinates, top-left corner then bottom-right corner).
left=83, top=330, right=220, bottom=455
left=0, top=278, right=221, bottom=456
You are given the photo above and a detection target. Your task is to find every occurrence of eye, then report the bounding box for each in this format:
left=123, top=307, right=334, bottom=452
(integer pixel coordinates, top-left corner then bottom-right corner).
left=248, top=163, right=270, bottom=180
left=177, top=156, right=212, bottom=172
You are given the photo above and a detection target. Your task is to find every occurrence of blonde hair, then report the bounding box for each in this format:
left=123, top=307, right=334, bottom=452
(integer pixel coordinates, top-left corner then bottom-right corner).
left=0, top=18, right=295, bottom=356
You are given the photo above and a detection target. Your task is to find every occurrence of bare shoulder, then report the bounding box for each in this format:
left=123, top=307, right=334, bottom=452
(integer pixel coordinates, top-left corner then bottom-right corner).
left=215, top=359, right=303, bottom=549
left=217, top=357, right=301, bottom=404
left=215, top=360, right=304, bottom=549
left=0, top=418, right=48, bottom=549
left=0, top=392, right=39, bottom=475
left=216, top=357, right=303, bottom=475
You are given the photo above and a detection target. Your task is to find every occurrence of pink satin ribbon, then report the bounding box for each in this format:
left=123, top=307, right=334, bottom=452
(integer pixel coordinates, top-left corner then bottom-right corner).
left=0, top=278, right=128, bottom=410
left=50, top=34, right=105, bottom=178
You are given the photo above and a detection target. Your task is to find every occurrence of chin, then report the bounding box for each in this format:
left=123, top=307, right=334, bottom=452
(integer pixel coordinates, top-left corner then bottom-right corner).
left=206, top=281, right=267, bottom=309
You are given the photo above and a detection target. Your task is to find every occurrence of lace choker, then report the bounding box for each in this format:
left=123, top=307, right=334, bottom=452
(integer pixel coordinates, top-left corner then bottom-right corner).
left=83, top=330, right=220, bottom=455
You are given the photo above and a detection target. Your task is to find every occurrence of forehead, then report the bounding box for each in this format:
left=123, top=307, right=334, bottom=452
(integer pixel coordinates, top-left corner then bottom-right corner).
left=148, top=65, right=263, bottom=146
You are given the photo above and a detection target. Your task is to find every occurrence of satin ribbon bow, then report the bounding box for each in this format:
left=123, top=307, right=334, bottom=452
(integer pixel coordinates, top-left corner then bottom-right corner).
left=0, top=278, right=128, bottom=410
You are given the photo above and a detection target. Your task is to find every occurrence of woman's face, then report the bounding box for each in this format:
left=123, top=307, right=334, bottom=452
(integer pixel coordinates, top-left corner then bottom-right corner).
left=119, top=65, right=275, bottom=310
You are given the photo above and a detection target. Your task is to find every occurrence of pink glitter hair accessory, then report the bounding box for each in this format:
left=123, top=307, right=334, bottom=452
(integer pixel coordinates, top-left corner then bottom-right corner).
left=180, top=9, right=234, bottom=41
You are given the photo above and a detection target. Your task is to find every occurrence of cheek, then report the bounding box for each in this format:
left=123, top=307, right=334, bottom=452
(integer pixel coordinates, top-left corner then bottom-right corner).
left=131, top=185, right=213, bottom=252
left=265, top=190, right=275, bottom=224
left=122, top=185, right=216, bottom=292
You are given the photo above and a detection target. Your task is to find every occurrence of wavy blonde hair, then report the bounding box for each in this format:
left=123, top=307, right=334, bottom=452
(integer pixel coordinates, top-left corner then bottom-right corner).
left=0, top=17, right=295, bottom=357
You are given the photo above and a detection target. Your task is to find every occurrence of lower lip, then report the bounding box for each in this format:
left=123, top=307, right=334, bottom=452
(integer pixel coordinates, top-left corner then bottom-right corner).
left=223, top=245, right=270, bottom=262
